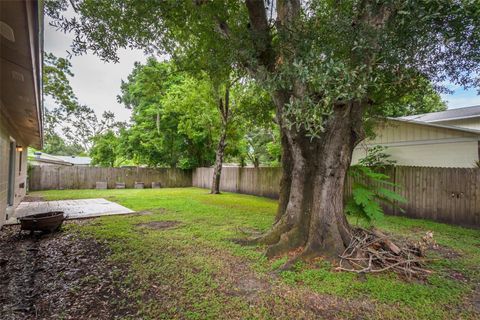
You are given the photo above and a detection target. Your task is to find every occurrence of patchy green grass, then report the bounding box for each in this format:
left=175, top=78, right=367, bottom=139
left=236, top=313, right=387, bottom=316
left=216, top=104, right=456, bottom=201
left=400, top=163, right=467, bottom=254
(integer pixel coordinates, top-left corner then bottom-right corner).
left=35, top=188, right=480, bottom=319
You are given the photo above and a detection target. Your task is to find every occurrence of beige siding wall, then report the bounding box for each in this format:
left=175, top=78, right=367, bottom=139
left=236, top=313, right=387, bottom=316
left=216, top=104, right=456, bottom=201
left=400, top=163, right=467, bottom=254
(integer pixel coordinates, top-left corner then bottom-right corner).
left=353, top=141, right=479, bottom=167
left=0, top=120, right=9, bottom=227
left=0, top=117, right=29, bottom=227
left=369, top=121, right=473, bottom=144
left=434, top=118, right=480, bottom=130
left=352, top=120, right=480, bottom=168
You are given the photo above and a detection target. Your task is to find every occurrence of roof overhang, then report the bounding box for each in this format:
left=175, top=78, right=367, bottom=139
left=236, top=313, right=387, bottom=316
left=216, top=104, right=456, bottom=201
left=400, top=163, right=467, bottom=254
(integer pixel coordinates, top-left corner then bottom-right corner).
left=387, top=117, right=480, bottom=136
left=0, top=0, right=43, bottom=148
left=428, top=115, right=480, bottom=122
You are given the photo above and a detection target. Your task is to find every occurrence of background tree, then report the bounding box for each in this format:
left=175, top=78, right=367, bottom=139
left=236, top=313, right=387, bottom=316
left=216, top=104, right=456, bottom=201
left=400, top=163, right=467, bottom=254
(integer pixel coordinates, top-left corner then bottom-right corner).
left=47, top=0, right=480, bottom=263
left=42, top=107, right=85, bottom=155
left=43, top=52, right=78, bottom=111
left=377, top=78, right=447, bottom=118
left=43, top=52, right=121, bottom=155
left=231, top=82, right=277, bottom=167
left=63, top=106, right=121, bottom=152
left=42, top=52, right=83, bottom=154
left=118, top=59, right=223, bottom=168
left=90, top=130, right=119, bottom=167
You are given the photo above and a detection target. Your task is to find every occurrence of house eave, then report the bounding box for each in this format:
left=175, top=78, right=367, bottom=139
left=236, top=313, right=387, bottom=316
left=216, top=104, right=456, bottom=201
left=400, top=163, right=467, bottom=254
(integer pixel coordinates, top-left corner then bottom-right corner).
left=386, top=117, right=480, bottom=136
left=0, top=0, right=44, bottom=148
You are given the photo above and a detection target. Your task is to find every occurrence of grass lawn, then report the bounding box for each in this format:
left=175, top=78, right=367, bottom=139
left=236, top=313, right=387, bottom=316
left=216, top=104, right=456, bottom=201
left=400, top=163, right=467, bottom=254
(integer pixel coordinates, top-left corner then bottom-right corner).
left=33, top=187, right=480, bottom=319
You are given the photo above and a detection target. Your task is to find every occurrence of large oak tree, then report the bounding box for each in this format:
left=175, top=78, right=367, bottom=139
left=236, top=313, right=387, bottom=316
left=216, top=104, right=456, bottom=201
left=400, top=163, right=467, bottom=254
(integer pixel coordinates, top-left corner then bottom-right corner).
left=46, top=0, right=480, bottom=260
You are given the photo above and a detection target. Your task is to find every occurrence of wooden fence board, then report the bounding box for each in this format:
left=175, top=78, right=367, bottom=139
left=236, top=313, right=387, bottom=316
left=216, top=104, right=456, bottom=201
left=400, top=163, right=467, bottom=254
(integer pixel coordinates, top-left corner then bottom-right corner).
left=192, top=166, right=480, bottom=228
left=29, top=166, right=192, bottom=191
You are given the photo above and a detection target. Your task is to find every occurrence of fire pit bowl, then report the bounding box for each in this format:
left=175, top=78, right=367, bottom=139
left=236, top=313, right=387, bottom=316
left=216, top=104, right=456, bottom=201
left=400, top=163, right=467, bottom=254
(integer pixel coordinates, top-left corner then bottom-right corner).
left=19, top=211, right=65, bottom=233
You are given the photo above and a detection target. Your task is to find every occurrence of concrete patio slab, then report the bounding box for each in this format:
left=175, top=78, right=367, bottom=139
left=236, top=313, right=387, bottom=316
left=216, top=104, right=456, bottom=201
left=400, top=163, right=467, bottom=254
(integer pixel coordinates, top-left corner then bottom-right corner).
left=6, top=198, right=134, bottom=225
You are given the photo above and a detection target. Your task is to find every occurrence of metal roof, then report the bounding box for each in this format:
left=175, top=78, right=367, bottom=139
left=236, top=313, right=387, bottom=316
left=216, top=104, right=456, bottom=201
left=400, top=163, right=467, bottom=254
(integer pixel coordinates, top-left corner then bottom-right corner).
left=399, top=105, right=480, bottom=122
left=30, top=152, right=91, bottom=166
left=54, top=156, right=92, bottom=166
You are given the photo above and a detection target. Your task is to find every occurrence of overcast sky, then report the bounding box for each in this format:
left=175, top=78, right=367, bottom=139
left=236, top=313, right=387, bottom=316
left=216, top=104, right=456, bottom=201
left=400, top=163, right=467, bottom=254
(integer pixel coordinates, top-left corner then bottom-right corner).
left=44, top=16, right=479, bottom=123
left=44, top=16, right=148, bottom=122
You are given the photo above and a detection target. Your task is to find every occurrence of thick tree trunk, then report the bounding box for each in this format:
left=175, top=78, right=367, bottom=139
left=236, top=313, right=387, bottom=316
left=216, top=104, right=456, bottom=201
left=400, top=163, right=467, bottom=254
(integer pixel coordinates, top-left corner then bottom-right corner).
left=301, top=102, right=365, bottom=259
left=243, top=0, right=372, bottom=263
left=257, top=98, right=365, bottom=261
left=274, top=126, right=293, bottom=222
left=272, top=91, right=293, bottom=223
left=211, top=125, right=227, bottom=194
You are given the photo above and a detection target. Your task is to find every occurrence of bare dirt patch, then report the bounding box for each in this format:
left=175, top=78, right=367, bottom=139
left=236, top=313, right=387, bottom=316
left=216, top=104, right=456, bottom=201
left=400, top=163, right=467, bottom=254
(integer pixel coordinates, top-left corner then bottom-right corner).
left=430, top=244, right=462, bottom=259
left=221, top=261, right=271, bottom=303
left=0, top=222, right=136, bottom=320
left=214, top=248, right=375, bottom=319
left=472, top=286, right=480, bottom=314
left=128, top=210, right=154, bottom=216
left=136, top=220, right=180, bottom=230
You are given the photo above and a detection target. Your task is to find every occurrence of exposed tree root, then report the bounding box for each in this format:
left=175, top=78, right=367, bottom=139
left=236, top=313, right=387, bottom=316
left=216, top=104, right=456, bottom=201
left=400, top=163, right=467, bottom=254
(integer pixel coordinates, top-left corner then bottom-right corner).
left=233, top=218, right=294, bottom=247
left=235, top=226, right=437, bottom=278
left=265, top=226, right=305, bottom=258
left=336, top=228, right=434, bottom=279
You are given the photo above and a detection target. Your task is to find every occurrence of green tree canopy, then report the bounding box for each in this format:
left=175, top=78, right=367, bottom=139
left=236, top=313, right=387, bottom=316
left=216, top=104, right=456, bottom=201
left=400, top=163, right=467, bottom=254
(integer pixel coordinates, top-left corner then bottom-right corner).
left=43, top=52, right=122, bottom=155
left=42, top=52, right=83, bottom=155
left=117, top=59, right=223, bottom=168
left=90, top=130, right=119, bottom=167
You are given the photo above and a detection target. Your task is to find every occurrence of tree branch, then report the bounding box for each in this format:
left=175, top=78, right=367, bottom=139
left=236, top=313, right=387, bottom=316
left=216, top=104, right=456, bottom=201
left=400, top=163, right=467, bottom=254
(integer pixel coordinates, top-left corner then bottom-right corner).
left=245, top=0, right=275, bottom=71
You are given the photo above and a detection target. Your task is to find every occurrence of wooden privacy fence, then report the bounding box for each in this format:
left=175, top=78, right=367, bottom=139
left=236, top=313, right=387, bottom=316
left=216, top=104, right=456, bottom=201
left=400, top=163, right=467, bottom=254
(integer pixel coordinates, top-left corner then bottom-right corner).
left=28, top=165, right=480, bottom=227
left=193, top=166, right=480, bottom=228
left=193, top=167, right=281, bottom=198
left=29, top=166, right=192, bottom=191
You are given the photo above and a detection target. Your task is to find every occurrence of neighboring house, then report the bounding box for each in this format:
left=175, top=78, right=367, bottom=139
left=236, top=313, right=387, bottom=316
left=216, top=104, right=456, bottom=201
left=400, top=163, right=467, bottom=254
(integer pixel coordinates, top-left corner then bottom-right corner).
left=352, top=106, right=480, bottom=168
left=29, top=152, right=92, bottom=166
left=0, top=0, right=43, bottom=227
left=400, top=105, right=480, bottom=130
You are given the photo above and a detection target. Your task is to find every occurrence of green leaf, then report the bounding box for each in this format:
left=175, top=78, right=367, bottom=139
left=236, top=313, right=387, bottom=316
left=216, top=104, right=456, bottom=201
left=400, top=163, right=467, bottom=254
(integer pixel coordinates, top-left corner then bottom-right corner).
left=376, top=187, right=407, bottom=204
left=363, top=200, right=384, bottom=221
left=352, top=185, right=376, bottom=208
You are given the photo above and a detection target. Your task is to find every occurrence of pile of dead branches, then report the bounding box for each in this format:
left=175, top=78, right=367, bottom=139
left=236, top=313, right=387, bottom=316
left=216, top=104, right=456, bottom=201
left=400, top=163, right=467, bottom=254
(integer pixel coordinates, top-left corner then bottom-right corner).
left=337, top=228, right=435, bottom=278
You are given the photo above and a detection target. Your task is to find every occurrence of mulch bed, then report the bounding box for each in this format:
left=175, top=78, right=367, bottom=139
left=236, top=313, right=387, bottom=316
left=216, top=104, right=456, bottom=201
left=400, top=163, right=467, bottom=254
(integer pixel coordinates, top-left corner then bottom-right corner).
left=0, top=222, right=136, bottom=320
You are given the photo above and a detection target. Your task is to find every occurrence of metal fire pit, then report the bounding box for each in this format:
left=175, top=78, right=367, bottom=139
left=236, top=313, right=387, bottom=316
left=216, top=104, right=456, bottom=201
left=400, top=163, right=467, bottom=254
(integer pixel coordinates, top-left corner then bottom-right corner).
left=19, top=211, right=65, bottom=233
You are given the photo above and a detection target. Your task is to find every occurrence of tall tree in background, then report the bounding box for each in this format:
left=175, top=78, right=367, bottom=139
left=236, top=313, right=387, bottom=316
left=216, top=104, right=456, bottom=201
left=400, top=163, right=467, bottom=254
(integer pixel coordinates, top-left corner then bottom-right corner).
left=118, top=59, right=221, bottom=168
left=42, top=52, right=83, bottom=155
left=161, top=72, right=225, bottom=168
left=234, top=82, right=277, bottom=168
left=90, top=130, right=119, bottom=167
left=171, top=18, right=241, bottom=193
left=43, top=52, right=121, bottom=155
left=47, top=0, right=480, bottom=262
left=63, top=106, right=121, bottom=152
left=209, top=80, right=233, bottom=194
left=43, top=52, right=78, bottom=111
left=379, top=78, right=447, bottom=117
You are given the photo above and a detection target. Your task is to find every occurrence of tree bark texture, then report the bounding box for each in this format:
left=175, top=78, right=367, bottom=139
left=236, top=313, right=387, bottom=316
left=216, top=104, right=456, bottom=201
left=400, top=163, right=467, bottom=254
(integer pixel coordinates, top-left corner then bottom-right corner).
left=210, top=126, right=227, bottom=194
left=211, top=87, right=230, bottom=194
left=258, top=98, right=366, bottom=259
